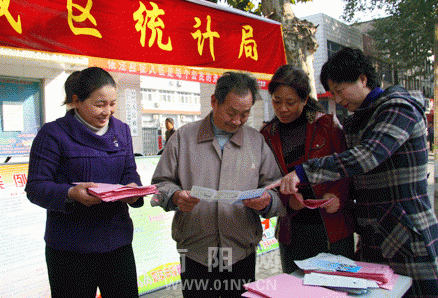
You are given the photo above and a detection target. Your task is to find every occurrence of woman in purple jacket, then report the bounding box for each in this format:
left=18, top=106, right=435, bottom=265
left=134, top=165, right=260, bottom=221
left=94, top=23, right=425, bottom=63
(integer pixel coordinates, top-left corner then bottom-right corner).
left=25, top=67, right=143, bottom=298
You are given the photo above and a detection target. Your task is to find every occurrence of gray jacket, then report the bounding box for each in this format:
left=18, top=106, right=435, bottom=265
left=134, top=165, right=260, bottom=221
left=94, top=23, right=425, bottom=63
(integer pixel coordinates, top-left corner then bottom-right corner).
left=151, top=113, right=282, bottom=266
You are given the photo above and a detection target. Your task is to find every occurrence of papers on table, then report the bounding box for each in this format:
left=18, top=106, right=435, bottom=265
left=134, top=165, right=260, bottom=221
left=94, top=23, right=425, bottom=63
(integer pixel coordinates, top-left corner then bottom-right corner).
left=295, top=253, right=398, bottom=290
left=190, top=186, right=265, bottom=204
left=303, top=272, right=379, bottom=289
left=242, top=253, right=408, bottom=297
left=87, top=183, right=158, bottom=202
left=241, top=253, right=408, bottom=297
left=242, top=273, right=348, bottom=298
left=295, top=253, right=356, bottom=271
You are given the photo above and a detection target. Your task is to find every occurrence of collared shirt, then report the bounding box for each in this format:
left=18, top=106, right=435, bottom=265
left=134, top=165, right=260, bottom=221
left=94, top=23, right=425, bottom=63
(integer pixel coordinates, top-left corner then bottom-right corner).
left=211, top=118, right=233, bottom=151
left=151, top=113, right=282, bottom=266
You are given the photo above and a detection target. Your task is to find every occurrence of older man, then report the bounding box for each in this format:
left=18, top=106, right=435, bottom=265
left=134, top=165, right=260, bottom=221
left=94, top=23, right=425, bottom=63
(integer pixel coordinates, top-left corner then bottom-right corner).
left=151, top=72, right=282, bottom=297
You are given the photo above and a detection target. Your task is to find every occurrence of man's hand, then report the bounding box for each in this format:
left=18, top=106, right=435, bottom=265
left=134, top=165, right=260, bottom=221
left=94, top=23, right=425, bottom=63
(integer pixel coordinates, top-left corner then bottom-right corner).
left=288, top=193, right=306, bottom=211
left=279, top=171, right=300, bottom=195
left=172, top=190, right=200, bottom=212
left=243, top=191, right=271, bottom=211
left=68, top=182, right=101, bottom=207
left=120, top=182, right=141, bottom=204
left=322, top=193, right=340, bottom=213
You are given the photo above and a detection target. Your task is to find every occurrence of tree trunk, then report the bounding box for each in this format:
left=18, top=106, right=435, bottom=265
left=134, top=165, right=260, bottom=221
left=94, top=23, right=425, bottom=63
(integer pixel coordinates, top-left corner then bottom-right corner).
left=261, top=0, right=319, bottom=99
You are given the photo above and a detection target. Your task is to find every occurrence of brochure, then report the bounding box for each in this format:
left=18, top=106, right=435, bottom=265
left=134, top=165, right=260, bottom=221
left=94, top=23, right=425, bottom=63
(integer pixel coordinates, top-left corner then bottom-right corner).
left=190, top=186, right=265, bottom=204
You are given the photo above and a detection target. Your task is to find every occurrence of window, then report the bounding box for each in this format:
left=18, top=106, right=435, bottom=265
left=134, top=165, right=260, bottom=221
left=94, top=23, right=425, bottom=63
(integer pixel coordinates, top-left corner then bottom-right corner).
left=327, top=40, right=344, bottom=59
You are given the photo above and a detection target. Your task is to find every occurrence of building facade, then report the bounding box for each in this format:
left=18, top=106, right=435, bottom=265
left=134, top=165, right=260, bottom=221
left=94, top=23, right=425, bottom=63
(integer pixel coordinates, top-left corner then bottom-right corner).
left=296, top=13, right=433, bottom=124
left=140, top=76, right=201, bottom=155
left=298, top=13, right=363, bottom=123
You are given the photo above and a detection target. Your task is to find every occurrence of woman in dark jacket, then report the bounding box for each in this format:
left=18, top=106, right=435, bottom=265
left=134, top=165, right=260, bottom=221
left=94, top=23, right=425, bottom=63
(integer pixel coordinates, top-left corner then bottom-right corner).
left=25, top=67, right=143, bottom=298
left=260, top=65, right=355, bottom=273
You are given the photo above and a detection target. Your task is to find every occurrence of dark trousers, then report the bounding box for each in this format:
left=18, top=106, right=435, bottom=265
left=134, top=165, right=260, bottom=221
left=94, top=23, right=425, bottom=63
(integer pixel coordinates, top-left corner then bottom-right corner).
left=180, top=253, right=256, bottom=298
left=46, top=244, right=138, bottom=298
left=279, top=222, right=355, bottom=274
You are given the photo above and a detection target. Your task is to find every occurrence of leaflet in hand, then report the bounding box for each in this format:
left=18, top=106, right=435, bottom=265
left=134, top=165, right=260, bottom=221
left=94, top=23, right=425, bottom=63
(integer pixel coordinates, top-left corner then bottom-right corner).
left=296, top=195, right=334, bottom=209
left=266, top=180, right=334, bottom=209
left=190, top=186, right=265, bottom=204
left=87, top=183, right=158, bottom=202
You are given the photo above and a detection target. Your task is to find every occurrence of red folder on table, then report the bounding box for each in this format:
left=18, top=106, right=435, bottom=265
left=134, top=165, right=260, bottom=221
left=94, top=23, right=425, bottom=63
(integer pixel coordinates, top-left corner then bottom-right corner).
left=242, top=274, right=348, bottom=298
left=87, top=183, right=158, bottom=202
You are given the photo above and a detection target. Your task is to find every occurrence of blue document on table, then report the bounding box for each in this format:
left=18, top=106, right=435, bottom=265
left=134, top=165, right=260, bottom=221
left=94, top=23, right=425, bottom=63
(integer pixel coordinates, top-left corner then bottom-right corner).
left=310, top=260, right=362, bottom=273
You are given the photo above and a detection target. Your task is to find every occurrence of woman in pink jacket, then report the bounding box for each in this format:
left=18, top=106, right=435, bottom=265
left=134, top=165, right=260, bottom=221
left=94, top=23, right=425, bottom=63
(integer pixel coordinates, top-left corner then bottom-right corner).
left=260, top=65, right=355, bottom=273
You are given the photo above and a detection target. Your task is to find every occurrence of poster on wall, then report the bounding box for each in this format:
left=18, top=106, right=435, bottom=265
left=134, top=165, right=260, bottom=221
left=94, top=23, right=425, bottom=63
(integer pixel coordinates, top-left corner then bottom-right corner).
left=131, top=156, right=181, bottom=294
left=0, top=163, right=50, bottom=298
left=0, top=78, right=41, bottom=157
left=2, top=101, right=24, bottom=131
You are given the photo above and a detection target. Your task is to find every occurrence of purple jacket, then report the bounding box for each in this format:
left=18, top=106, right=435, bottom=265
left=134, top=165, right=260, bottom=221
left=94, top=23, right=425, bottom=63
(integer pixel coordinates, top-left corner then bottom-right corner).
left=25, top=109, right=143, bottom=253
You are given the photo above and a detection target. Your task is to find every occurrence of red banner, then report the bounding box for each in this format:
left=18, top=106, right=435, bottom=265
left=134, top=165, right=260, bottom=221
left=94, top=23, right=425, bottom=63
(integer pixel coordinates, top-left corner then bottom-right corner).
left=0, top=0, right=286, bottom=75
left=88, top=56, right=272, bottom=89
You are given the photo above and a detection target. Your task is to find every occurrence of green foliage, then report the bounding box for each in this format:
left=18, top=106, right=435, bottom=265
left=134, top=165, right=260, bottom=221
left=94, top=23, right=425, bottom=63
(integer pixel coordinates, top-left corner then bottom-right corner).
left=205, top=0, right=260, bottom=15
left=341, top=0, right=397, bottom=23
left=343, top=0, right=437, bottom=77
left=206, top=0, right=313, bottom=16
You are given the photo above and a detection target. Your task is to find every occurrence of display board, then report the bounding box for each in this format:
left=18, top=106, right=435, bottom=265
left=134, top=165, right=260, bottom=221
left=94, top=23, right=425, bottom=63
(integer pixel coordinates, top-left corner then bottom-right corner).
left=0, top=156, right=278, bottom=297
left=0, top=77, right=41, bottom=158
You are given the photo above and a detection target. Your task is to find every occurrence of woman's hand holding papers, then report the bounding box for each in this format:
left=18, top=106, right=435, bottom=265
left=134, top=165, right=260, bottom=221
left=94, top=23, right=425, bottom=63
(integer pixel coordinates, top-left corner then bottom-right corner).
left=68, top=182, right=101, bottom=207
left=322, top=193, right=340, bottom=213
left=243, top=191, right=271, bottom=210
left=120, top=182, right=141, bottom=204
left=267, top=176, right=341, bottom=212
left=288, top=193, right=306, bottom=211
left=172, top=190, right=200, bottom=212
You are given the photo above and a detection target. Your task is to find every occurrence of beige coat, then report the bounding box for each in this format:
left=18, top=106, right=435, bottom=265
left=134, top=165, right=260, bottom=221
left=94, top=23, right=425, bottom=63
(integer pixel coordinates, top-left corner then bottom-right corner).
left=151, top=113, right=282, bottom=266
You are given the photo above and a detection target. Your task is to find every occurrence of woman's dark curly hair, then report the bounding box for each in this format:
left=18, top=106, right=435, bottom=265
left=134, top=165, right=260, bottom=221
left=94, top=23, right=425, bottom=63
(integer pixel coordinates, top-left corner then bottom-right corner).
left=320, top=47, right=380, bottom=91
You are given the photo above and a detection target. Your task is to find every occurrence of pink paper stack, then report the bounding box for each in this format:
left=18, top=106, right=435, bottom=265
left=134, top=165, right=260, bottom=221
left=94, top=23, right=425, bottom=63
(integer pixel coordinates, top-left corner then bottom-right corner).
left=304, top=261, right=397, bottom=290
left=87, top=183, right=158, bottom=202
left=242, top=274, right=348, bottom=298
